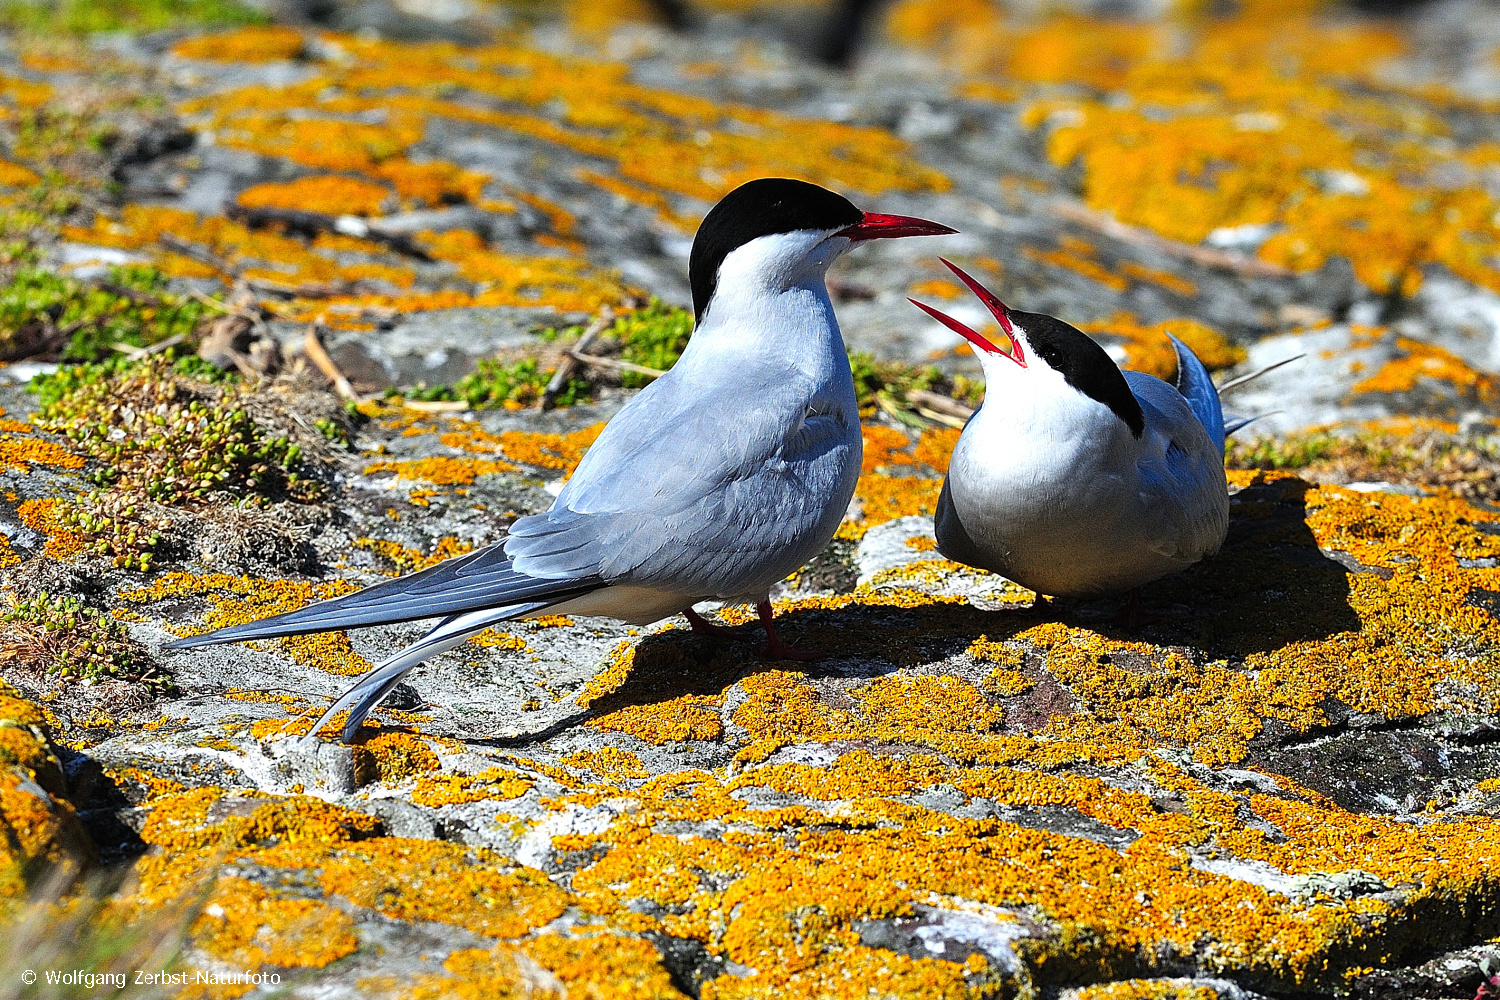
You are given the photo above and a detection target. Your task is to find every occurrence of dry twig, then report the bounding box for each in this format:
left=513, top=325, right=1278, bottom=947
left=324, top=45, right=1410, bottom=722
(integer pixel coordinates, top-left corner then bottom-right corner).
left=303, top=324, right=360, bottom=402
left=541, top=307, right=614, bottom=409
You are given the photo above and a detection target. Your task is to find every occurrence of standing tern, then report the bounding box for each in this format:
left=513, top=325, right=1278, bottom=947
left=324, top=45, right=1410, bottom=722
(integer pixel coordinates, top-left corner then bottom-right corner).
left=909, top=259, right=1243, bottom=603
left=170, top=178, right=955, bottom=743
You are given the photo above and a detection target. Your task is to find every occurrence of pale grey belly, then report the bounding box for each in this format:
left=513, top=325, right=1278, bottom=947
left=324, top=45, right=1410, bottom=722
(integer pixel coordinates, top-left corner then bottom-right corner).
left=936, top=476, right=1207, bottom=597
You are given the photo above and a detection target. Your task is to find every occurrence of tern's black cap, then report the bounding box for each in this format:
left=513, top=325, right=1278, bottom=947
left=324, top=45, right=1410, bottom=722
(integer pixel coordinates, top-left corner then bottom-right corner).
left=1010, top=310, right=1145, bottom=437
left=689, top=178, right=862, bottom=321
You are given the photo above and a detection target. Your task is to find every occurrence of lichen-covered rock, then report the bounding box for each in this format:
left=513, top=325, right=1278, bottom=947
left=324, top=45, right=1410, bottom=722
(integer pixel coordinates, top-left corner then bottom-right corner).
left=1, top=1, right=1500, bottom=996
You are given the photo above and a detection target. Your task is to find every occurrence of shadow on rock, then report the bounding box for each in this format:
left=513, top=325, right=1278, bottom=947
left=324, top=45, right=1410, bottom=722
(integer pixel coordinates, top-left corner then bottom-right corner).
left=1060, top=475, right=1362, bottom=657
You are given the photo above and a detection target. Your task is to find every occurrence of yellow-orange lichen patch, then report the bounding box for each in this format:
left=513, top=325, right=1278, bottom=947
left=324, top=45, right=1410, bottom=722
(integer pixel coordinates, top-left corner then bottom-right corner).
left=354, top=535, right=473, bottom=574
left=172, top=26, right=305, bottom=63
left=1072, top=980, right=1220, bottom=1000
left=0, top=437, right=85, bottom=473
left=498, top=424, right=605, bottom=474
left=17, top=498, right=85, bottom=560
left=0, top=160, right=39, bottom=188
left=955, top=10, right=1496, bottom=298
left=238, top=175, right=393, bottom=217
left=362, top=456, right=517, bottom=485
left=564, top=747, right=649, bottom=782
left=359, top=731, right=441, bottom=783
left=410, top=767, right=535, bottom=806
left=1353, top=335, right=1498, bottom=403
left=592, top=693, right=725, bottom=745
left=121, top=573, right=372, bottom=677
left=176, top=33, right=945, bottom=247
left=469, top=630, right=529, bottom=652
left=375, top=159, right=489, bottom=209
left=521, top=933, right=683, bottom=1000
left=192, top=875, right=359, bottom=972
left=1079, top=313, right=1247, bottom=380
left=405, top=945, right=558, bottom=1000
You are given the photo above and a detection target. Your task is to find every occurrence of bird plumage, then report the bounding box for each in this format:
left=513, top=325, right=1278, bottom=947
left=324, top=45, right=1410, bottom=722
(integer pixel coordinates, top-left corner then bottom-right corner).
left=913, top=260, right=1231, bottom=598
left=169, top=178, right=954, bottom=743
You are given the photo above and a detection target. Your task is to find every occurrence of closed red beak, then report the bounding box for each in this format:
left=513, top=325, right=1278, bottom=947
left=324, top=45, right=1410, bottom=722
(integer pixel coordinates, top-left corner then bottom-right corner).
left=908, top=259, right=1026, bottom=367
left=840, top=212, right=957, bottom=241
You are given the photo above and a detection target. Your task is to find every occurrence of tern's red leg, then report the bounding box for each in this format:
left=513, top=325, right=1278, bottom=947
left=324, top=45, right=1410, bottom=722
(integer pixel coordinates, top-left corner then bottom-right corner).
left=1112, top=589, right=1164, bottom=628
left=684, top=607, right=752, bottom=639
left=757, top=601, right=823, bottom=661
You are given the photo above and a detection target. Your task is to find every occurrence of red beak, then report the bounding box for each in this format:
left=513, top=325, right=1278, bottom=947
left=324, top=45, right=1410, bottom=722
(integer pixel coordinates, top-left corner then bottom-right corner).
left=908, top=259, right=1026, bottom=367
left=839, top=212, right=957, bottom=241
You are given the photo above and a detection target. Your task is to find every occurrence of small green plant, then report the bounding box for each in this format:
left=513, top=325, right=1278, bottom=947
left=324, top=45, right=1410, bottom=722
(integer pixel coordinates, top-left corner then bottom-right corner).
left=29, top=349, right=234, bottom=410
left=30, top=355, right=319, bottom=569
left=1227, top=432, right=1338, bottom=469
left=0, top=0, right=264, bottom=35
left=36, top=356, right=317, bottom=505
left=0, top=592, right=163, bottom=689
left=0, top=266, right=212, bottom=363
left=313, top=417, right=349, bottom=446
left=402, top=356, right=589, bottom=409
left=614, top=298, right=693, bottom=388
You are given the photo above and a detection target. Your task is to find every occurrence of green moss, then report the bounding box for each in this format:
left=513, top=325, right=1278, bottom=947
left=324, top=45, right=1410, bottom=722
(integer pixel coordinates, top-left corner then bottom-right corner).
left=1, top=592, right=165, bottom=688
left=313, top=417, right=349, bottom=447
left=848, top=350, right=981, bottom=424
left=613, top=298, right=693, bottom=389
left=0, top=0, right=263, bottom=35
left=1228, top=432, right=1338, bottom=470
left=36, top=355, right=317, bottom=505
left=402, top=356, right=588, bottom=409
left=30, top=356, right=320, bottom=570
left=28, top=349, right=234, bottom=411
left=0, top=267, right=212, bottom=363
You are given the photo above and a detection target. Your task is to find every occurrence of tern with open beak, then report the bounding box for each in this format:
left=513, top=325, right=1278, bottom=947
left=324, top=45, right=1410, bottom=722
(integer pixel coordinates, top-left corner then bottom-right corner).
left=909, top=259, right=1252, bottom=606
left=170, top=178, right=955, bottom=743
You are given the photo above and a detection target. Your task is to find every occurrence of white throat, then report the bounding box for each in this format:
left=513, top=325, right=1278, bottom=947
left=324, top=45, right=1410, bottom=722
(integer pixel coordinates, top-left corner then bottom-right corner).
left=684, top=229, right=851, bottom=373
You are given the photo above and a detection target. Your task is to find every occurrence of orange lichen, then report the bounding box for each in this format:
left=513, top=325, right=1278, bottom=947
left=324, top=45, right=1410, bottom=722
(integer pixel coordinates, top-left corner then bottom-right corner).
left=410, top=767, right=535, bottom=806
left=192, top=875, right=359, bottom=971
left=360, top=731, right=441, bottom=782
left=0, top=160, right=39, bottom=188
left=1353, top=335, right=1498, bottom=402
left=498, top=425, right=604, bottom=474
left=177, top=33, right=945, bottom=233
left=521, top=933, right=683, bottom=999
left=121, top=573, right=372, bottom=678
left=1022, top=244, right=1130, bottom=293
left=592, top=693, right=725, bottom=744
left=171, top=26, right=306, bottom=63
left=17, top=498, right=86, bottom=560
left=354, top=535, right=474, bottom=574
left=237, top=175, right=393, bottom=217
left=564, top=748, right=650, bottom=781
left=469, top=630, right=529, bottom=652
left=1079, top=313, right=1247, bottom=380
left=0, top=437, right=85, bottom=473
left=362, top=456, right=517, bottom=485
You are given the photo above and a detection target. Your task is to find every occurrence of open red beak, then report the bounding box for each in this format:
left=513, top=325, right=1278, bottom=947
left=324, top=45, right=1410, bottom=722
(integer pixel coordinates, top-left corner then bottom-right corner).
left=907, top=259, right=1026, bottom=367
left=840, top=212, right=957, bottom=241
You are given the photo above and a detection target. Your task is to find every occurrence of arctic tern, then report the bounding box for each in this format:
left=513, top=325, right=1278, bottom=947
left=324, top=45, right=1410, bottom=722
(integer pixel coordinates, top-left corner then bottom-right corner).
left=909, top=259, right=1248, bottom=601
left=170, top=178, right=955, bottom=743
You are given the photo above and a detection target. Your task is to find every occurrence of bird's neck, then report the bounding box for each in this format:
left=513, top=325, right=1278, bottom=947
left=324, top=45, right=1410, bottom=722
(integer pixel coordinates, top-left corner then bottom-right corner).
left=682, top=277, right=846, bottom=379
left=974, top=365, right=1135, bottom=452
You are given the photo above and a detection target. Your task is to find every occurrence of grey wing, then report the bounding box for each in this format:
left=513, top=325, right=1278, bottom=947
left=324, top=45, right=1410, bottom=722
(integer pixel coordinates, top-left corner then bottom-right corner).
left=1124, top=371, right=1230, bottom=562
left=506, top=368, right=859, bottom=596
left=167, top=544, right=603, bottom=648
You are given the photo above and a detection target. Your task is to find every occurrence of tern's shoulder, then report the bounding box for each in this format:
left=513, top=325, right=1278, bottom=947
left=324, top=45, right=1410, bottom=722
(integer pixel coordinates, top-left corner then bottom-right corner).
left=1123, top=370, right=1209, bottom=444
